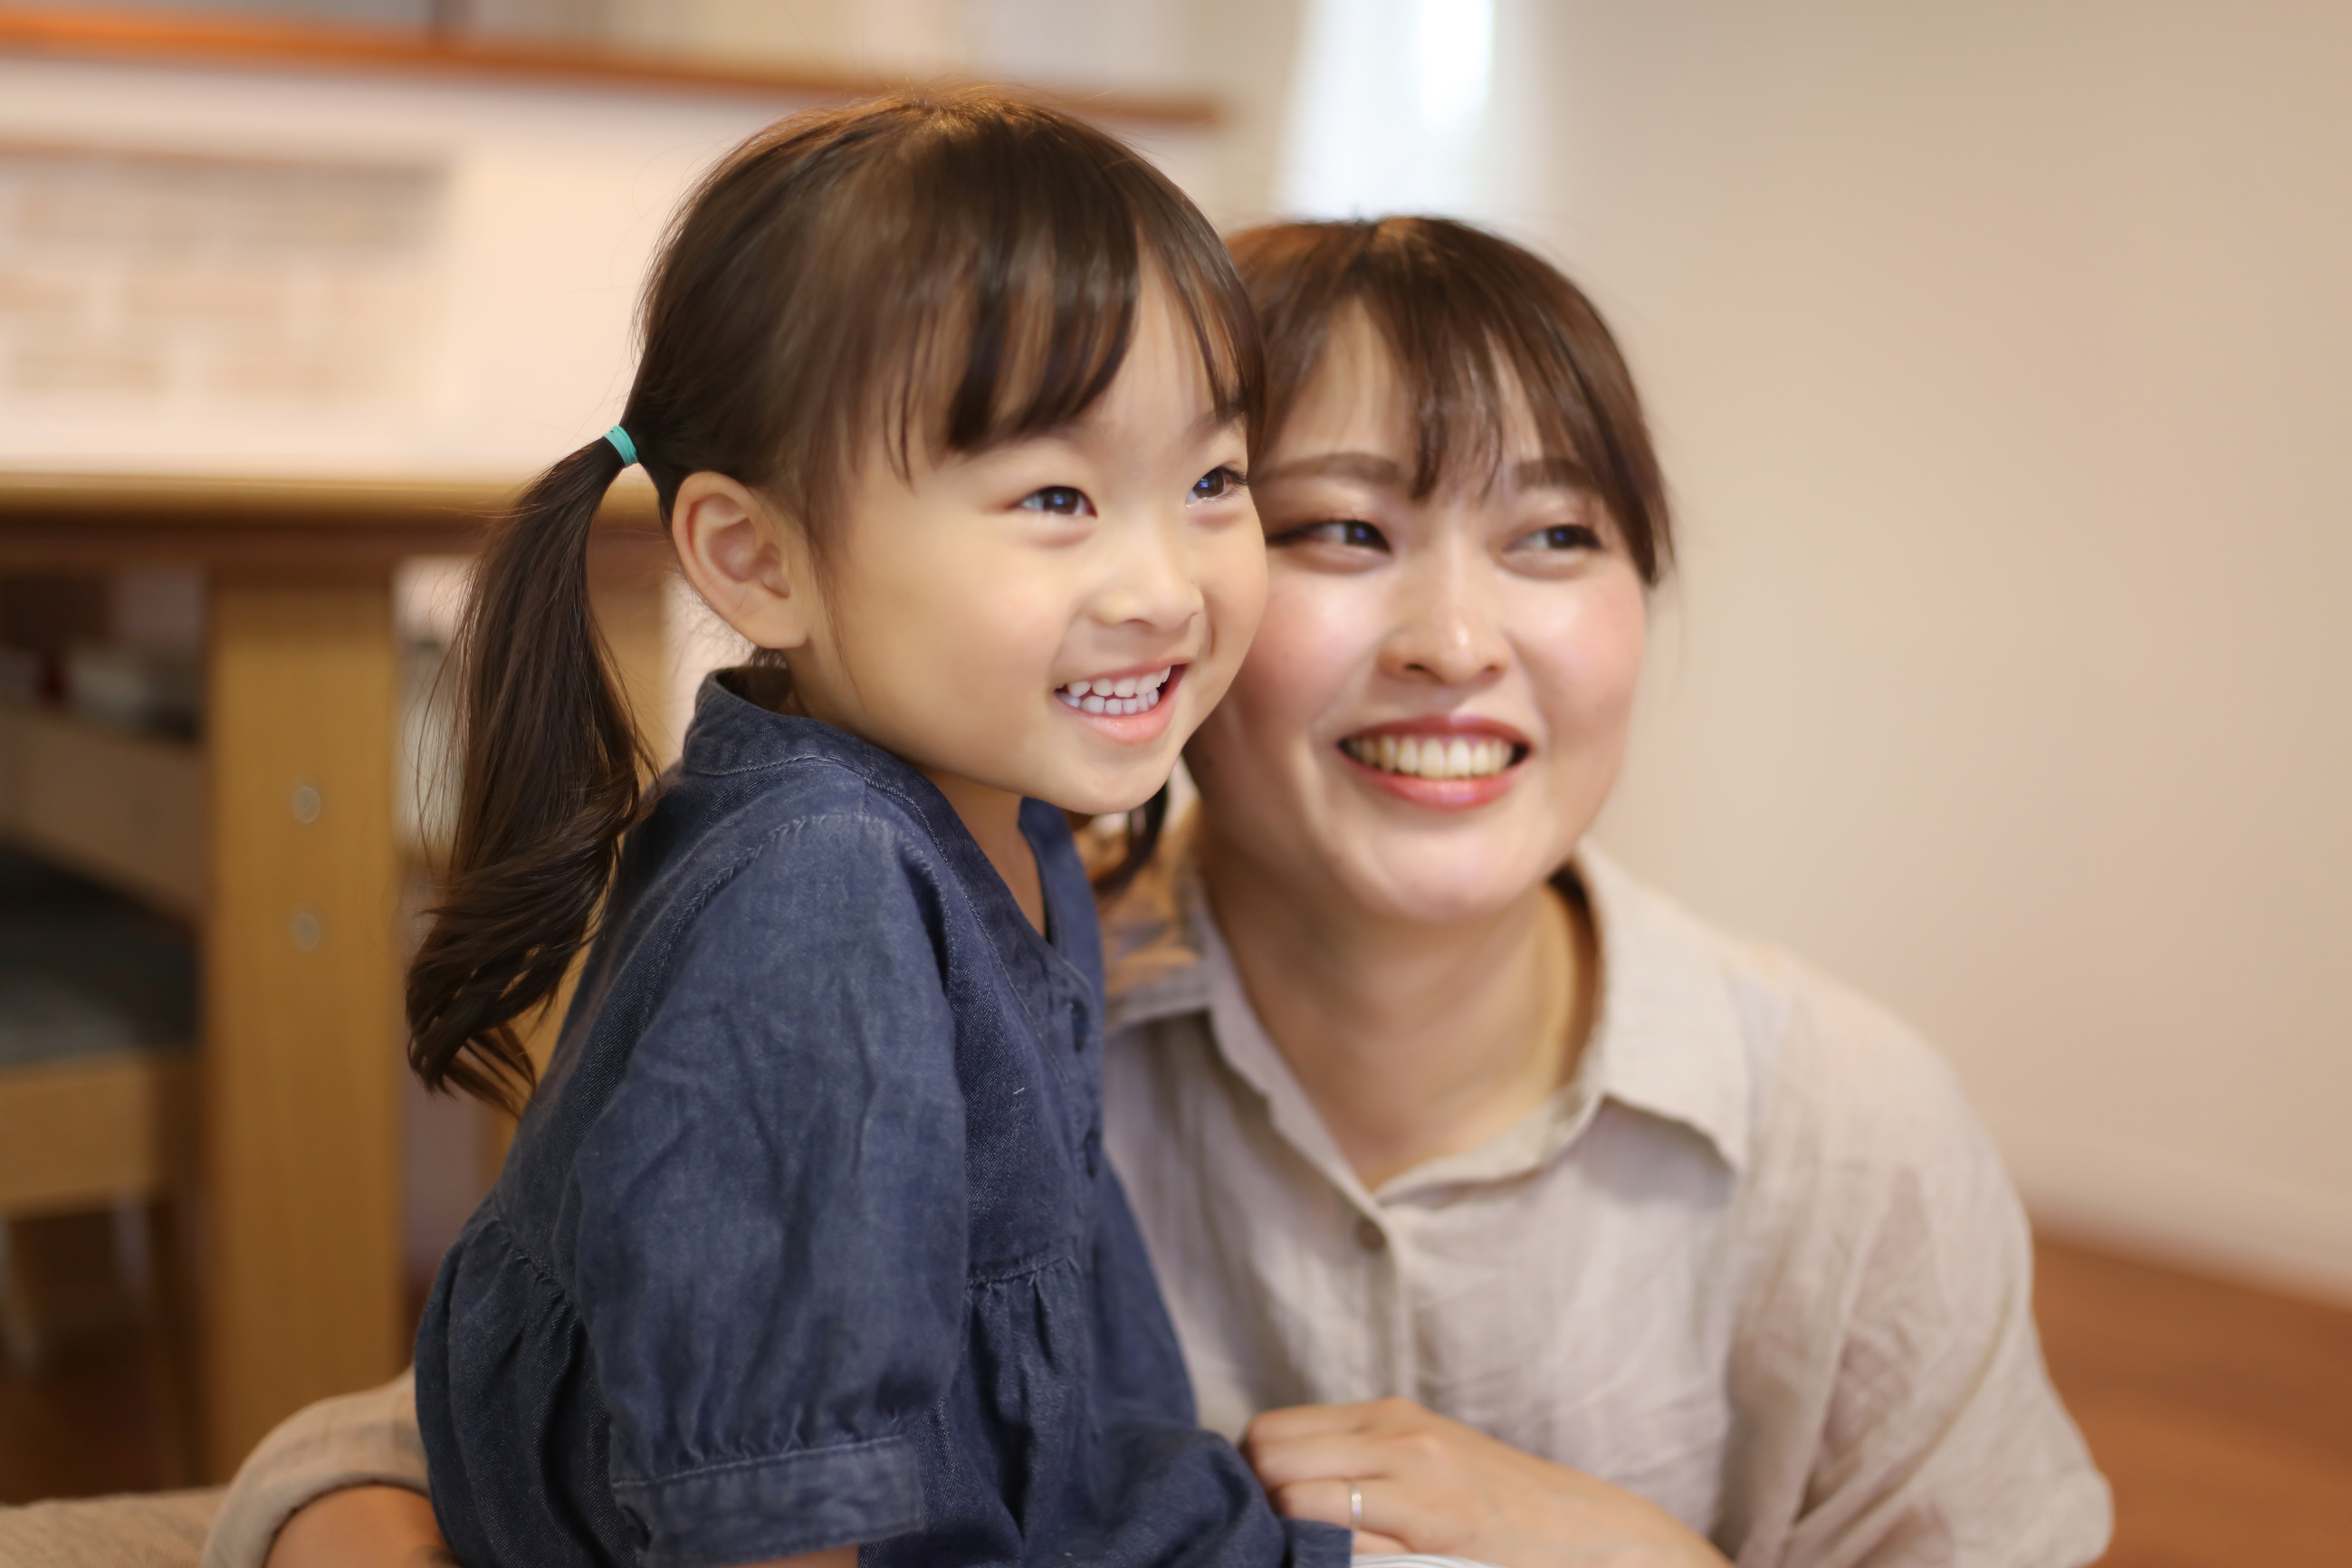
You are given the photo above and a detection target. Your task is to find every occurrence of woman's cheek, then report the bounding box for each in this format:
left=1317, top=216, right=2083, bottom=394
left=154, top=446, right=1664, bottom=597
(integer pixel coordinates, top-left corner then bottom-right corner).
left=1527, top=571, right=1647, bottom=776
left=1232, top=570, right=1366, bottom=728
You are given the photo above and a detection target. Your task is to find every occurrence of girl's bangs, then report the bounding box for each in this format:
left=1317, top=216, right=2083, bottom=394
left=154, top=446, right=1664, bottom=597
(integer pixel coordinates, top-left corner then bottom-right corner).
left=888, top=127, right=1259, bottom=466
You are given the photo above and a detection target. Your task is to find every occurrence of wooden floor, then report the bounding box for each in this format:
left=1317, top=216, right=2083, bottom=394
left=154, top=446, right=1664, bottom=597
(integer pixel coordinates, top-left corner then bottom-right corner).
left=4, top=1234, right=2349, bottom=1563
left=2031, top=1238, right=2352, bottom=1567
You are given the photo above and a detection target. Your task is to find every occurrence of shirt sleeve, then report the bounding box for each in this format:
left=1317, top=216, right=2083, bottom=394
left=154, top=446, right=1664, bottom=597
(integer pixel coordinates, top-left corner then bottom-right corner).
left=198, top=1369, right=426, bottom=1568
left=570, top=813, right=970, bottom=1568
left=1761, top=992, right=2113, bottom=1568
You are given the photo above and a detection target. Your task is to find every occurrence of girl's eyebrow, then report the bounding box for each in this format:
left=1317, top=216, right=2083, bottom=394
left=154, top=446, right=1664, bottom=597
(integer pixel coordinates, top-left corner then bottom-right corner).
left=1253, top=451, right=1401, bottom=486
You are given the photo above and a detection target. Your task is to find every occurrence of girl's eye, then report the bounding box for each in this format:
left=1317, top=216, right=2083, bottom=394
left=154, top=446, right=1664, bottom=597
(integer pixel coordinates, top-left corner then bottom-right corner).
left=1273, top=519, right=1391, bottom=552
left=1018, top=485, right=1093, bottom=517
left=1512, top=522, right=1602, bottom=553
left=1190, top=464, right=1248, bottom=502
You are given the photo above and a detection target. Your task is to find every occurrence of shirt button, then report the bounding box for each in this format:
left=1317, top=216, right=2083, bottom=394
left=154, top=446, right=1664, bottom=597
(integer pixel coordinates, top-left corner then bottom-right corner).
left=1354, top=1216, right=1387, bottom=1251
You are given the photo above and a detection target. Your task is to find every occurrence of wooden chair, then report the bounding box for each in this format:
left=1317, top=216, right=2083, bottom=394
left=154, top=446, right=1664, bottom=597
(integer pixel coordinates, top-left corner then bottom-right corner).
left=0, top=836, right=203, bottom=1485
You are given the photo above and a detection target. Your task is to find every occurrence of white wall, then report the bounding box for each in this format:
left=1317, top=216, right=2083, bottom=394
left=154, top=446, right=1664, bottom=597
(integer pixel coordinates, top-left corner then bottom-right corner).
left=0, top=50, right=1221, bottom=481
left=1500, top=3, right=2352, bottom=1298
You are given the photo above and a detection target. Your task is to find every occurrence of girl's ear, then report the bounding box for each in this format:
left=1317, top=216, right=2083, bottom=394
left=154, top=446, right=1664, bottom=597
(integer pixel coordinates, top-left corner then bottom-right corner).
left=671, top=471, right=817, bottom=651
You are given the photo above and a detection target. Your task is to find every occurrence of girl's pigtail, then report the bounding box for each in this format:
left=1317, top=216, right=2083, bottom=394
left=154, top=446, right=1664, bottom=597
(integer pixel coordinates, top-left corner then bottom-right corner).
left=407, top=440, right=652, bottom=1111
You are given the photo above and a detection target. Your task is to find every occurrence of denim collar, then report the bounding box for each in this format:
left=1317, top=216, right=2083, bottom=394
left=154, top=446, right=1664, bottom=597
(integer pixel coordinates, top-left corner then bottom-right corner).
left=678, top=669, right=1091, bottom=1007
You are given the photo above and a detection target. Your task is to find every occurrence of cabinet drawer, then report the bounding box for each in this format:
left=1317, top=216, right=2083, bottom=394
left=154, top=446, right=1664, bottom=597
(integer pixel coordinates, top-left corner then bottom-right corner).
left=0, top=1049, right=194, bottom=1216
left=0, top=704, right=206, bottom=918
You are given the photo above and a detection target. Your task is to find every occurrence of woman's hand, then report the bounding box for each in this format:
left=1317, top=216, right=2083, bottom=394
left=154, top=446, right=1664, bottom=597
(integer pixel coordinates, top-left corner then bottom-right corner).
left=1241, top=1398, right=1730, bottom=1567
left=263, top=1486, right=454, bottom=1568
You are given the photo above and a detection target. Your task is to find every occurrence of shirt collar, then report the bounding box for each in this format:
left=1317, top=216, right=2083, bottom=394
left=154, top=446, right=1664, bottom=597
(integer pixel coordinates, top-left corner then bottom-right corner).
left=1102, top=823, right=1752, bottom=1194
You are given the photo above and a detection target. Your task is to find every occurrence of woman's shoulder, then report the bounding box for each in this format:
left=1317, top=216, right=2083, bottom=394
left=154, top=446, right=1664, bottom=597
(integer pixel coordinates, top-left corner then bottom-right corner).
left=1577, top=847, right=1993, bottom=1181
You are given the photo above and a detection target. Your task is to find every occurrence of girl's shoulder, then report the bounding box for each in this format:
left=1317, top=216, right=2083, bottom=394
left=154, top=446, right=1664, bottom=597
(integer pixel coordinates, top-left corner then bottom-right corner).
left=646, top=697, right=980, bottom=901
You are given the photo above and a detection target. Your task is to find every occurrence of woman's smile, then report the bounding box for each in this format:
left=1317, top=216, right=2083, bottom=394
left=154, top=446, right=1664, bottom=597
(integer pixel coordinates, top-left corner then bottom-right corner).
left=1335, top=714, right=1530, bottom=809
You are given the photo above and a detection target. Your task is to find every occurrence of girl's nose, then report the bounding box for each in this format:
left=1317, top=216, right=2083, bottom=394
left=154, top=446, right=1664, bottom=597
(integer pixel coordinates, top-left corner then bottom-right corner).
left=1378, top=564, right=1510, bottom=686
left=1095, top=512, right=1203, bottom=631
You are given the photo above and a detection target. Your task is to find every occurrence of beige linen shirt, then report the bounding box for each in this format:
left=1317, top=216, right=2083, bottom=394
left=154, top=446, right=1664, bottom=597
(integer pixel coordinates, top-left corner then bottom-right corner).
left=205, top=841, right=2108, bottom=1568
left=1099, top=841, right=2108, bottom=1568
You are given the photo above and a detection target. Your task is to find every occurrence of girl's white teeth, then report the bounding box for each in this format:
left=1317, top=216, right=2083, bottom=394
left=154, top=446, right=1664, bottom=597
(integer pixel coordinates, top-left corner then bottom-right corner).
left=1058, top=666, right=1171, bottom=717
left=1342, top=733, right=1517, bottom=779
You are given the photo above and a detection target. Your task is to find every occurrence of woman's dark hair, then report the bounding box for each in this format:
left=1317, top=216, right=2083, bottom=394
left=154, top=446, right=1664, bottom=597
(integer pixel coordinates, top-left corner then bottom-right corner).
left=1227, top=216, right=1671, bottom=584
left=410, top=89, right=1261, bottom=1109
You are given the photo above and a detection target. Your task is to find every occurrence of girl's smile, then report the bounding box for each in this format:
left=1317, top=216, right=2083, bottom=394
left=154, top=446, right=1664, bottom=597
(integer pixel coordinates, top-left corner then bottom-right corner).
left=1056, top=660, right=1188, bottom=741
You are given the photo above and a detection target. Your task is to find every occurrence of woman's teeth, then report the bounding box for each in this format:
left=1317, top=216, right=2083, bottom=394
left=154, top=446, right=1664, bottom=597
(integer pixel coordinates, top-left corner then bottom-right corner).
left=1056, top=666, right=1172, bottom=717
left=1343, top=733, right=1517, bottom=780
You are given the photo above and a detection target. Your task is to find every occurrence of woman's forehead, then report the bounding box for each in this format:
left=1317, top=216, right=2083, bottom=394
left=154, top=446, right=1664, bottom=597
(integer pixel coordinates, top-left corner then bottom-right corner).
left=1268, top=306, right=1563, bottom=492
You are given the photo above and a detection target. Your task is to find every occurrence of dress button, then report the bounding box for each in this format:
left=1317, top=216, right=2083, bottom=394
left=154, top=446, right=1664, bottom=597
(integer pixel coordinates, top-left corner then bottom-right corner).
left=1354, top=1216, right=1387, bottom=1251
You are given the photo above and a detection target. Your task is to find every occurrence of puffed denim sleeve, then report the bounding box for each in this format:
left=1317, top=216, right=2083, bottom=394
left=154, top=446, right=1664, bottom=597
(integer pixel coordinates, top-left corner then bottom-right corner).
left=570, top=814, right=967, bottom=1567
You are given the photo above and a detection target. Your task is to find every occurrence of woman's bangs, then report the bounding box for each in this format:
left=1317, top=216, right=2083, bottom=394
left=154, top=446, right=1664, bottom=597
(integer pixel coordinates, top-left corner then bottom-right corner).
left=1235, top=217, right=1665, bottom=581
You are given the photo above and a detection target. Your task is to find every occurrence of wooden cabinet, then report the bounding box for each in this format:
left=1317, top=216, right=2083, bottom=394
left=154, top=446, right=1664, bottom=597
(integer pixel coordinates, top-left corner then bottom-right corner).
left=0, top=472, right=666, bottom=1476
left=0, top=703, right=206, bottom=918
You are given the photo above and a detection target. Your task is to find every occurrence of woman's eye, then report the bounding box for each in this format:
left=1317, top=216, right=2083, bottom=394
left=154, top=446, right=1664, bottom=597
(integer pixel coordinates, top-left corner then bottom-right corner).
left=1018, top=485, right=1093, bottom=517
left=1513, top=522, right=1601, bottom=552
left=1273, top=519, right=1391, bottom=552
left=1190, top=464, right=1248, bottom=502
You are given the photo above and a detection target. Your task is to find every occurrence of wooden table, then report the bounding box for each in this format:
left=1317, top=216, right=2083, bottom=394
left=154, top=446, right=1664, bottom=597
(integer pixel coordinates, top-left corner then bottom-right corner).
left=0, top=471, right=669, bottom=1477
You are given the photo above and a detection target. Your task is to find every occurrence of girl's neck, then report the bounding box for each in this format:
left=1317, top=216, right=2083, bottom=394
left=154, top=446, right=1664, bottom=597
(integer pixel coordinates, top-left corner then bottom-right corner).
left=1197, top=821, right=1592, bottom=1191
left=921, top=767, right=1046, bottom=934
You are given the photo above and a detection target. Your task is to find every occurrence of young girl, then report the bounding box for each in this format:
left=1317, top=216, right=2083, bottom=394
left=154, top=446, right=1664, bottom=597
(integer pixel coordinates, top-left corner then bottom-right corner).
left=403, top=91, right=1335, bottom=1568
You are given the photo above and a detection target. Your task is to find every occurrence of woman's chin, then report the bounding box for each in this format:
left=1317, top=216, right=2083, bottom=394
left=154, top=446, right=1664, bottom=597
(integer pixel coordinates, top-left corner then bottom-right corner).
left=1327, top=844, right=1553, bottom=928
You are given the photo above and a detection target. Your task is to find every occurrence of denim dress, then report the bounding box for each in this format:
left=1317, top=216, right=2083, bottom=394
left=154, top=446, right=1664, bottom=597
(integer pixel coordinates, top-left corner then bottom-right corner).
left=415, top=675, right=1344, bottom=1568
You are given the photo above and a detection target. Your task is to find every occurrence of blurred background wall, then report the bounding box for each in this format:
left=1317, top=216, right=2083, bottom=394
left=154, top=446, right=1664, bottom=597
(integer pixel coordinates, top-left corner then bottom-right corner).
left=2, top=0, right=2344, bottom=1300
left=1525, top=1, right=2352, bottom=1305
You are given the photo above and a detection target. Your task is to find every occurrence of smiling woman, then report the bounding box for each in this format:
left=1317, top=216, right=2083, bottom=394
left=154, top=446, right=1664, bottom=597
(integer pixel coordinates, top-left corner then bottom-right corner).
left=1114, top=216, right=2113, bottom=1566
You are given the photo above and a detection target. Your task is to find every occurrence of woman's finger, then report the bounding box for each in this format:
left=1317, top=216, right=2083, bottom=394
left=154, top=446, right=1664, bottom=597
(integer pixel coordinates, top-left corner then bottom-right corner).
left=1243, top=1429, right=1393, bottom=1490
left=1243, top=1400, right=1390, bottom=1446
left=1267, top=1476, right=1360, bottom=1532
left=1267, top=1475, right=1422, bottom=1549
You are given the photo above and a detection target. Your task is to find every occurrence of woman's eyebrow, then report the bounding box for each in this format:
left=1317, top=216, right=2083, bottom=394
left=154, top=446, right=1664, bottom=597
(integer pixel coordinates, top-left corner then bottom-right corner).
left=1513, top=455, right=1595, bottom=491
left=1253, top=451, right=1402, bottom=486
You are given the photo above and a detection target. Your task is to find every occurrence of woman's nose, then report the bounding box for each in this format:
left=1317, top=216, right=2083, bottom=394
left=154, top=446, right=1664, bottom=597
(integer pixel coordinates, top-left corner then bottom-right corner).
left=1379, top=569, right=1510, bottom=686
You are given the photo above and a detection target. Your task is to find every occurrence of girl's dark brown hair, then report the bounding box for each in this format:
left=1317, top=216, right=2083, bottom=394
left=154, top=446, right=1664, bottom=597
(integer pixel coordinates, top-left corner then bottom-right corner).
left=410, top=89, right=1261, bottom=1109
left=1228, top=216, right=1671, bottom=583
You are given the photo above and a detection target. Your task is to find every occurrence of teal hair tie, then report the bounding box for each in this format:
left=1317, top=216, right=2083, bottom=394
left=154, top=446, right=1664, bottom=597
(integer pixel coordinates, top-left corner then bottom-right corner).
left=604, top=425, right=638, bottom=466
